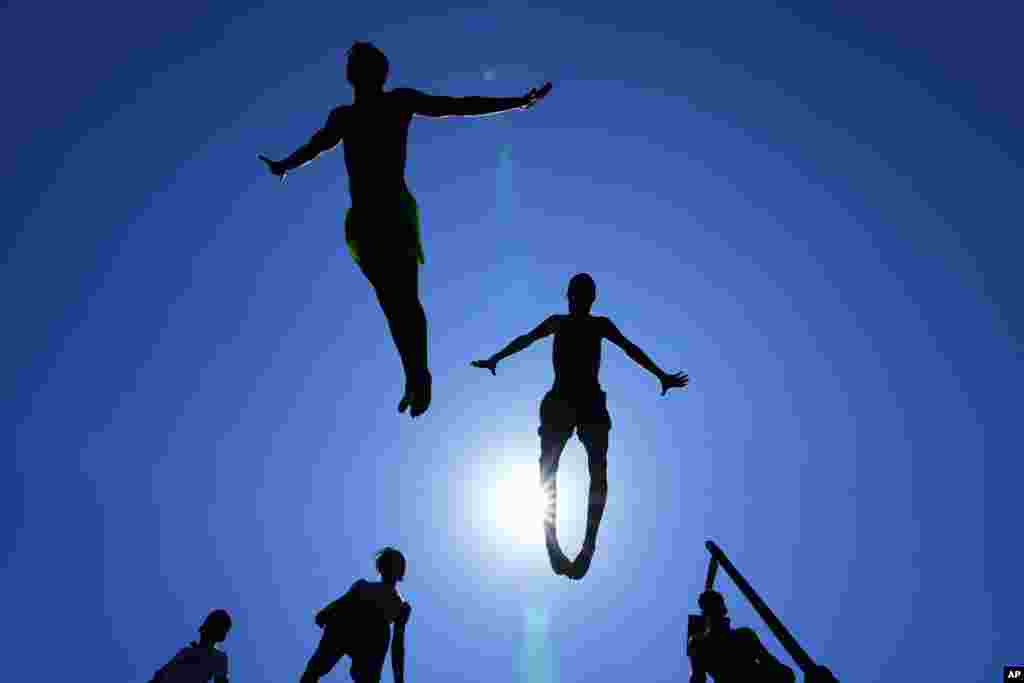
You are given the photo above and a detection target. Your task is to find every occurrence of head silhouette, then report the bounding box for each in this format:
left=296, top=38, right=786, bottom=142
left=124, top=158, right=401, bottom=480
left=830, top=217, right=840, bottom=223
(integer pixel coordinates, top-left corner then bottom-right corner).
left=198, top=609, right=232, bottom=644
left=376, top=547, right=406, bottom=583
left=567, top=273, right=597, bottom=315
left=346, top=42, right=389, bottom=90
left=698, top=591, right=729, bottom=626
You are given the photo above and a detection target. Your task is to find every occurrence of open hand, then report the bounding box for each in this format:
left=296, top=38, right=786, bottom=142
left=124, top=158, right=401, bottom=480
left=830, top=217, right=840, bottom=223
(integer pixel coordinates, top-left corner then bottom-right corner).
left=258, top=154, right=287, bottom=181
left=660, top=371, right=689, bottom=395
left=471, top=359, right=498, bottom=375
left=523, top=82, right=553, bottom=109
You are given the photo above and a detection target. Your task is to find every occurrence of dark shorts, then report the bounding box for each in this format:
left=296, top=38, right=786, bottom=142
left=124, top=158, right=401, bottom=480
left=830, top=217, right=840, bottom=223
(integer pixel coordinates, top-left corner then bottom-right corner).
left=345, top=188, right=424, bottom=267
left=538, top=389, right=612, bottom=439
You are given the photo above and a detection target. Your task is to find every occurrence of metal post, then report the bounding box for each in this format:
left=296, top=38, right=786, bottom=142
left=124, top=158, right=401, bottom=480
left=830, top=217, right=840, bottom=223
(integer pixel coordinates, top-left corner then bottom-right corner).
left=704, top=556, right=719, bottom=591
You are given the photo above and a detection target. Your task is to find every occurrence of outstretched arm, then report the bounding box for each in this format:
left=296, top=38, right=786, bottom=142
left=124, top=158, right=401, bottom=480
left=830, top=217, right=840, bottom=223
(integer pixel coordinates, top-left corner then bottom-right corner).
left=391, top=603, right=411, bottom=683
left=400, top=83, right=552, bottom=118
left=259, top=107, right=347, bottom=179
left=601, top=318, right=688, bottom=395
left=472, top=315, right=558, bottom=374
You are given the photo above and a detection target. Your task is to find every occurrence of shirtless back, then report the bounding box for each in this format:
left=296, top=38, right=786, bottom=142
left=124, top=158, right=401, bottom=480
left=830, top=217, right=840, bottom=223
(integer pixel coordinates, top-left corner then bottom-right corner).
left=549, top=314, right=605, bottom=397
left=332, top=90, right=415, bottom=208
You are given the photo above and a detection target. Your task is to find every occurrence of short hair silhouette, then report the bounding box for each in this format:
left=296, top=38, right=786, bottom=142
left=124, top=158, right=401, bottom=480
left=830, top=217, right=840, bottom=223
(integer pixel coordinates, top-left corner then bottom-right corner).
left=199, top=609, right=233, bottom=642
left=568, top=273, right=596, bottom=302
left=375, top=547, right=406, bottom=582
left=347, top=42, right=389, bottom=88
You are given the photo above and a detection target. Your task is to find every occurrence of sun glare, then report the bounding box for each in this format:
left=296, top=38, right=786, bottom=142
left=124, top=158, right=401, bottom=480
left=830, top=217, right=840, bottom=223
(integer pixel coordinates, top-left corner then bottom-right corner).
left=491, top=463, right=548, bottom=545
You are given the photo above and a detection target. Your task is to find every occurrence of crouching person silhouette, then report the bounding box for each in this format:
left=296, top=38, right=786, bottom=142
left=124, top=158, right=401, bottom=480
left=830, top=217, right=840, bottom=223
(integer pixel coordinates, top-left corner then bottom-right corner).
left=301, top=548, right=411, bottom=683
left=148, top=609, right=232, bottom=683
left=472, top=273, right=688, bottom=579
left=687, top=591, right=795, bottom=683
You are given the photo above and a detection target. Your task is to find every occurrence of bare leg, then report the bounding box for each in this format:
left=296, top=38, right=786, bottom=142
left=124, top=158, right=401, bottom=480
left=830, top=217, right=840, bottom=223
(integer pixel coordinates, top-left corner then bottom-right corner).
left=568, top=424, right=609, bottom=580
left=539, top=430, right=572, bottom=575
left=360, top=255, right=430, bottom=417
left=300, top=632, right=346, bottom=683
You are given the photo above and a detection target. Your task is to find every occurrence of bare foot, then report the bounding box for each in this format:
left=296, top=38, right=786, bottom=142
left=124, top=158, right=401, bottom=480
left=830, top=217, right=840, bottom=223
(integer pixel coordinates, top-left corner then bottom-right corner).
left=398, top=378, right=413, bottom=413
left=545, top=539, right=572, bottom=576
left=410, top=370, right=431, bottom=418
left=566, top=543, right=595, bottom=580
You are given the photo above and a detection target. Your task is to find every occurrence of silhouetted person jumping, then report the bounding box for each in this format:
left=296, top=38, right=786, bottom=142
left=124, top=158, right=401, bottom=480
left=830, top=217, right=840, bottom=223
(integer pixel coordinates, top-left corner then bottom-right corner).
left=687, top=591, right=795, bottom=683
left=300, top=548, right=412, bottom=683
left=472, top=273, right=688, bottom=579
left=148, top=609, right=232, bottom=683
left=260, top=42, right=553, bottom=418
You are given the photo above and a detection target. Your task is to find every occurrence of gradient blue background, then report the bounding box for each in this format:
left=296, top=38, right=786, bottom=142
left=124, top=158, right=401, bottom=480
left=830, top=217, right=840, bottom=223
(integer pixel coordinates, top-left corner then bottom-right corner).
left=4, top=2, right=1021, bottom=682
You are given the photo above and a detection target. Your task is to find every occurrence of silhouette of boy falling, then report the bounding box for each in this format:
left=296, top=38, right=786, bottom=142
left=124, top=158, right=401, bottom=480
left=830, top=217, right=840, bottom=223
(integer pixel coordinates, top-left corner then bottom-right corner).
left=260, top=42, right=553, bottom=418
left=148, top=609, right=232, bottom=683
left=473, top=273, right=688, bottom=579
left=300, top=548, right=412, bottom=683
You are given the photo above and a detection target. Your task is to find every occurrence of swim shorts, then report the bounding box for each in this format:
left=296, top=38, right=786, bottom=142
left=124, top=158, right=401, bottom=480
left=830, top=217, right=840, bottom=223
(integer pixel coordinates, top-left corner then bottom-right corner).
left=345, top=187, right=424, bottom=266
left=538, top=389, right=612, bottom=438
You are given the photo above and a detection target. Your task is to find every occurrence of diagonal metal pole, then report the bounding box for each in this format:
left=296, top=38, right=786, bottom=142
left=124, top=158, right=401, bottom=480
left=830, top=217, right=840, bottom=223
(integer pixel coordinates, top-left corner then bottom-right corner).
left=705, top=540, right=816, bottom=674
left=704, top=554, right=719, bottom=591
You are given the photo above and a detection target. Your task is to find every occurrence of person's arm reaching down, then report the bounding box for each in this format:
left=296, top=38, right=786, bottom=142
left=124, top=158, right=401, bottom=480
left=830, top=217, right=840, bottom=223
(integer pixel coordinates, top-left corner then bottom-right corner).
left=601, top=318, right=688, bottom=395
left=472, top=316, right=558, bottom=374
left=259, top=107, right=347, bottom=180
left=391, top=602, right=411, bottom=683
left=400, top=83, right=552, bottom=118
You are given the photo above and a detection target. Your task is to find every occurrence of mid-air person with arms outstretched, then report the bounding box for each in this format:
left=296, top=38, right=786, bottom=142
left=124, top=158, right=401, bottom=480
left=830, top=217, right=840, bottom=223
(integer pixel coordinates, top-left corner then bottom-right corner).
left=472, top=273, right=688, bottom=579
left=260, top=42, right=552, bottom=419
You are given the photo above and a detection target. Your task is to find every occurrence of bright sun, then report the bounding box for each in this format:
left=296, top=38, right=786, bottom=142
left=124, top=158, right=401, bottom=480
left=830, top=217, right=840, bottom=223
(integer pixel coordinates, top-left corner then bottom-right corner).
left=490, top=463, right=548, bottom=545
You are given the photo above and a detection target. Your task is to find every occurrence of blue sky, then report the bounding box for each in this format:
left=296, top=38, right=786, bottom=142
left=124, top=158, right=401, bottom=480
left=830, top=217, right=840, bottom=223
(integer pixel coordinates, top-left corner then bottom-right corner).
left=4, top=2, right=1021, bottom=682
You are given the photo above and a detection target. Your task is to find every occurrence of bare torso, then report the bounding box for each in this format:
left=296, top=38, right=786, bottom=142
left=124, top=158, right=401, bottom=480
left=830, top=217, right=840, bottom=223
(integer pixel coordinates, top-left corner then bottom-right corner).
left=550, top=314, right=605, bottom=395
left=336, top=90, right=416, bottom=207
